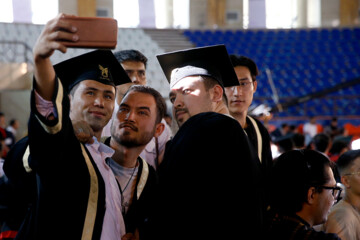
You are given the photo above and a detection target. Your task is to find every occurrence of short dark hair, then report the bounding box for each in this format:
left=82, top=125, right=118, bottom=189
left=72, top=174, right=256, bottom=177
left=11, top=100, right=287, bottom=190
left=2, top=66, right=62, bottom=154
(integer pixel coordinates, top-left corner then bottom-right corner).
left=313, top=133, right=330, bottom=153
left=124, top=85, right=166, bottom=124
left=113, top=49, right=148, bottom=69
left=229, top=55, right=259, bottom=81
left=292, top=133, right=305, bottom=148
left=9, top=119, right=17, bottom=126
left=336, top=149, right=360, bottom=176
left=270, top=149, right=332, bottom=215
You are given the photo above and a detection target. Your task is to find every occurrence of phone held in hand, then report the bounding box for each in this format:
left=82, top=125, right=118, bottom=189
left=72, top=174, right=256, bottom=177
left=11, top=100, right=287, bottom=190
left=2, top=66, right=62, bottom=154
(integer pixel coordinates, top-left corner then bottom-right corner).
left=62, top=16, right=118, bottom=49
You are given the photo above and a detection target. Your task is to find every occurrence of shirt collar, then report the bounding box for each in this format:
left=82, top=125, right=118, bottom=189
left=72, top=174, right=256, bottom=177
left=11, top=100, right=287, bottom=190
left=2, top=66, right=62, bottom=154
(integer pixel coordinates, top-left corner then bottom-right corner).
left=87, top=136, right=115, bottom=158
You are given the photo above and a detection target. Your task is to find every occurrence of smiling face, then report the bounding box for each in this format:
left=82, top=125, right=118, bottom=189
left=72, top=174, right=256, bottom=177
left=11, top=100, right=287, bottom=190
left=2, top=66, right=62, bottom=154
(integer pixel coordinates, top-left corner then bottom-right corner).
left=169, top=76, right=213, bottom=127
left=225, top=66, right=257, bottom=118
left=69, top=80, right=115, bottom=134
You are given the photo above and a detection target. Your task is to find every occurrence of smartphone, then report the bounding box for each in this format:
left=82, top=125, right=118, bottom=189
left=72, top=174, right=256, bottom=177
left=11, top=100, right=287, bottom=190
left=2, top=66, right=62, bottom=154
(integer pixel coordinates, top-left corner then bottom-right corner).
left=61, top=16, right=118, bottom=49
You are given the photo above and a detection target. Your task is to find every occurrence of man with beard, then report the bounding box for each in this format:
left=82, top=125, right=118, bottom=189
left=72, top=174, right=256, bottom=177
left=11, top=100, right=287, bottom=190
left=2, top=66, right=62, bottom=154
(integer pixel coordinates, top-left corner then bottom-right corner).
left=102, top=85, right=166, bottom=239
left=150, top=45, right=262, bottom=240
left=102, top=50, right=172, bottom=169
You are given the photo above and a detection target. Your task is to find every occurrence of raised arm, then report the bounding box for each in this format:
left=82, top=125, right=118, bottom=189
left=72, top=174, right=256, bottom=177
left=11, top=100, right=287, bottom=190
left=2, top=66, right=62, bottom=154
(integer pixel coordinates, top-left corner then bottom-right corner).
left=33, top=13, right=78, bottom=100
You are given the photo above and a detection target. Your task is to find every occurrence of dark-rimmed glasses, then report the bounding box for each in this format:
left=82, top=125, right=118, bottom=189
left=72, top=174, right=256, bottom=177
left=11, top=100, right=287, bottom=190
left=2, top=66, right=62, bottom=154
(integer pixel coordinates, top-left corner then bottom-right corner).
left=315, top=183, right=342, bottom=201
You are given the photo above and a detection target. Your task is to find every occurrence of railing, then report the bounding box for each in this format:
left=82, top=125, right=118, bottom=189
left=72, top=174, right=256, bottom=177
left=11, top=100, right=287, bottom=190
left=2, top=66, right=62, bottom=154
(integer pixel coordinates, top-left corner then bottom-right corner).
left=253, top=95, right=360, bottom=126
left=0, top=41, right=33, bottom=65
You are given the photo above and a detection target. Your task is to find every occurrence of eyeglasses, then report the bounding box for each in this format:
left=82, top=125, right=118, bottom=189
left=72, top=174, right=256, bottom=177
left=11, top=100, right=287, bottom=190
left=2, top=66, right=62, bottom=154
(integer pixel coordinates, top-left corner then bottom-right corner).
left=315, top=183, right=342, bottom=201
left=344, top=171, right=360, bottom=176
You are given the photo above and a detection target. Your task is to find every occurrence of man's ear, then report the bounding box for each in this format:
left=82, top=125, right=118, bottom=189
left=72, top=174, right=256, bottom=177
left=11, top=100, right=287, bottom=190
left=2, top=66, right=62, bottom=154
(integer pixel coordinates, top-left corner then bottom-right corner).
left=211, top=85, right=224, bottom=103
left=253, top=80, right=258, bottom=92
left=341, top=175, right=351, bottom=188
left=307, top=187, right=317, bottom=204
left=154, top=122, right=165, bottom=138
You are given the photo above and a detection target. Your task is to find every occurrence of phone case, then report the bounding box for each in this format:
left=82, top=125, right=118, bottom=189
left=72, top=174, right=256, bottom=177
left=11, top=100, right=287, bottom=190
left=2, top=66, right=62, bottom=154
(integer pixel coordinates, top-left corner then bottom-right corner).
left=62, top=16, right=118, bottom=49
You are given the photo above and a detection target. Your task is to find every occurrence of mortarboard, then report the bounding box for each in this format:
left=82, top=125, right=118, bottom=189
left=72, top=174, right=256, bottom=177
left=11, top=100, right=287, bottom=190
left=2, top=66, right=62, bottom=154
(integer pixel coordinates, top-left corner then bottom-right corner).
left=54, top=50, right=131, bottom=91
left=156, top=44, right=239, bottom=89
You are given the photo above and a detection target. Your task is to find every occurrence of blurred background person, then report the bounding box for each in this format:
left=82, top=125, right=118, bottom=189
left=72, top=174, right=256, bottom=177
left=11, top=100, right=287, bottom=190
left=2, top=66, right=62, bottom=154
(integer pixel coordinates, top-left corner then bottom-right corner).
left=323, top=149, right=360, bottom=239
left=267, top=149, right=342, bottom=240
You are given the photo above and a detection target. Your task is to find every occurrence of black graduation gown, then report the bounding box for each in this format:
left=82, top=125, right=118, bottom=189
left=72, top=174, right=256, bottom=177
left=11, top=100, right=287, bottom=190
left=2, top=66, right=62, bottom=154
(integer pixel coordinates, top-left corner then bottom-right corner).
left=5, top=78, right=106, bottom=240
left=245, top=116, right=273, bottom=212
left=153, top=112, right=263, bottom=240
left=1, top=136, right=35, bottom=238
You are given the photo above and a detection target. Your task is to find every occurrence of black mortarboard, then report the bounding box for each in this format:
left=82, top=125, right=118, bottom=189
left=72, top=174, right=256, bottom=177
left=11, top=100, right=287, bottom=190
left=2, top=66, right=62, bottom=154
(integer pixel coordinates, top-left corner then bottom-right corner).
left=156, top=44, right=239, bottom=89
left=54, top=50, right=131, bottom=91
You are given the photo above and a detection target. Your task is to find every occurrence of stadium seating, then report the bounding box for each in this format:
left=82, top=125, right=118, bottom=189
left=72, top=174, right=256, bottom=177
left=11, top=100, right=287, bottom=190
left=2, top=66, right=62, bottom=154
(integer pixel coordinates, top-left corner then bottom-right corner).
left=183, top=28, right=360, bottom=124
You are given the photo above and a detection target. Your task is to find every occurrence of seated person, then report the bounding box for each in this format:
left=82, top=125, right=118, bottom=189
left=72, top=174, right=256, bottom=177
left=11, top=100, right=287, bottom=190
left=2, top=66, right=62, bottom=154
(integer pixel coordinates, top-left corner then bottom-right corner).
left=323, top=149, right=360, bottom=240
left=266, top=149, right=342, bottom=240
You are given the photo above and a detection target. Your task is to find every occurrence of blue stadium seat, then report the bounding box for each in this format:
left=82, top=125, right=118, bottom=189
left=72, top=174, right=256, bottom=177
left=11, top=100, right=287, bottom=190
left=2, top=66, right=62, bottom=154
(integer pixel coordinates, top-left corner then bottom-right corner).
left=182, top=27, right=360, bottom=118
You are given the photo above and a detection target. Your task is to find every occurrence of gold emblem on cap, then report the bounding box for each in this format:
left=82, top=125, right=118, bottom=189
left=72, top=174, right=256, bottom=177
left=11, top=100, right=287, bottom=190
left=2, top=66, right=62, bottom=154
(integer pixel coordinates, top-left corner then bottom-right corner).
left=99, top=65, right=110, bottom=80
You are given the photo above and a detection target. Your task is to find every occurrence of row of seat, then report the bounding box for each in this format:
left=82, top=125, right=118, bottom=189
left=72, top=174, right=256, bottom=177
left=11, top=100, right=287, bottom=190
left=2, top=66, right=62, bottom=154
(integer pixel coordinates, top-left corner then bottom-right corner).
left=184, top=28, right=360, bottom=41
left=183, top=27, right=360, bottom=118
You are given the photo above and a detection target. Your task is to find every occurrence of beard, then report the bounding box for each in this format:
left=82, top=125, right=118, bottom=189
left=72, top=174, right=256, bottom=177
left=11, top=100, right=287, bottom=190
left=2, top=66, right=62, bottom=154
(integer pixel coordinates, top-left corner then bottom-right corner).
left=111, top=122, right=155, bottom=148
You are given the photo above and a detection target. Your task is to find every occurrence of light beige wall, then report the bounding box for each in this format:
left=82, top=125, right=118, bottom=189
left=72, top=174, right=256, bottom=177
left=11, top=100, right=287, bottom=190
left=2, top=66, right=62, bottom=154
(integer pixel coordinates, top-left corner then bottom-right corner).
left=97, top=0, right=114, bottom=17
left=189, top=0, right=243, bottom=29
left=187, top=0, right=359, bottom=29
left=226, top=0, right=243, bottom=28
left=59, top=0, right=113, bottom=17
left=59, top=0, right=78, bottom=15
left=321, top=0, right=340, bottom=27
left=189, top=0, right=207, bottom=28
left=297, top=0, right=308, bottom=27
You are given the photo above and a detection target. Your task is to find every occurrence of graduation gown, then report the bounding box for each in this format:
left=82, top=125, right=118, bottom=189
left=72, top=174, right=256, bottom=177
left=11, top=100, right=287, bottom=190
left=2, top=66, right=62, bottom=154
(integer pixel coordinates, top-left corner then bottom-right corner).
left=153, top=112, right=263, bottom=240
left=245, top=116, right=273, bottom=216
left=1, top=136, right=35, bottom=239
left=5, top=79, right=107, bottom=240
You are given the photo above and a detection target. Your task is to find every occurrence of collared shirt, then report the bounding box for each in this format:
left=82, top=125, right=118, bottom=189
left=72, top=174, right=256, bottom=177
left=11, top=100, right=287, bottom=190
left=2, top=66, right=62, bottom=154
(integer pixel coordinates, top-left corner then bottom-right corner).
left=35, top=91, right=125, bottom=239
left=87, top=138, right=125, bottom=240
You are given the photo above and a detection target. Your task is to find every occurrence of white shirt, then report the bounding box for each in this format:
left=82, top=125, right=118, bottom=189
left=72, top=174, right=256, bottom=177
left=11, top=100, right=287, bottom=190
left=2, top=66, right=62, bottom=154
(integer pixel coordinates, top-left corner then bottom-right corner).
left=303, top=122, right=318, bottom=138
left=86, top=138, right=126, bottom=240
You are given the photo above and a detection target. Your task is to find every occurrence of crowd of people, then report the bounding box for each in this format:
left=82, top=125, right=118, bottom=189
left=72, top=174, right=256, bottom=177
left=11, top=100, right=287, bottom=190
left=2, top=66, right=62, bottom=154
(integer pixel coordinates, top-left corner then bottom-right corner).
left=0, top=13, right=359, bottom=240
